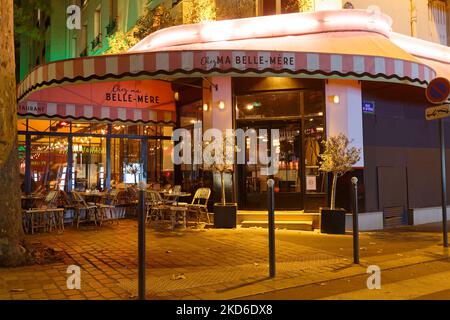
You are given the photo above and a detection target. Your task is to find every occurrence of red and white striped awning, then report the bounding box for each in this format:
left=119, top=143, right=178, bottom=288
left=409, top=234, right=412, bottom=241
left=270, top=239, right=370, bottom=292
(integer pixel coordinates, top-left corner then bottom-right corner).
left=18, top=49, right=435, bottom=101
left=18, top=80, right=177, bottom=124
left=18, top=10, right=441, bottom=123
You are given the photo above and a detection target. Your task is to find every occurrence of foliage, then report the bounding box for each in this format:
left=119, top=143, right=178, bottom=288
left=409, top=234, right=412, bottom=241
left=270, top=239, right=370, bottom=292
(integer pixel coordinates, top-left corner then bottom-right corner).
left=319, top=134, right=361, bottom=210
left=203, top=131, right=235, bottom=205
left=319, top=134, right=361, bottom=177
left=184, top=0, right=216, bottom=24
left=13, top=0, right=52, bottom=40
left=216, top=0, right=255, bottom=20
left=106, top=4, right=175, bottom=54
left=283, top=0, right=315, bottom=13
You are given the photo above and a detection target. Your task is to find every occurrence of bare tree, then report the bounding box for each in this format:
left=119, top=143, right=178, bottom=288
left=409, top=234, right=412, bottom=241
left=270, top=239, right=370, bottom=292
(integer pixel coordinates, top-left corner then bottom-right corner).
left=0, top=0, right=28, bottom=266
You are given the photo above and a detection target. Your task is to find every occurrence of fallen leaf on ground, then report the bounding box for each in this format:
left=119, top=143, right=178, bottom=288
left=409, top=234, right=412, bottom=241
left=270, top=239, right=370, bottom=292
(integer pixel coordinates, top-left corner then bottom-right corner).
left=172, top=274, right=186, bottom=280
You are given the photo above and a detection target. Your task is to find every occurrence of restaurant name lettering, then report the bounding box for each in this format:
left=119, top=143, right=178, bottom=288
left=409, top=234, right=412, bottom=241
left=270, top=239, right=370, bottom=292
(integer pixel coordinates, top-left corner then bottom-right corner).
left=19, top=104, right=45, bottom=113
left=105, top=84, right=160, bottom=104
left=200, top=55, right=295, bottom=68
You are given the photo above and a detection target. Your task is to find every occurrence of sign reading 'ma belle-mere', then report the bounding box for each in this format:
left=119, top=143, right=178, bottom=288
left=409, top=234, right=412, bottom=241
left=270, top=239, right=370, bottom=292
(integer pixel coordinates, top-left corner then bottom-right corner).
left=199, top=54, right=295, bottom=68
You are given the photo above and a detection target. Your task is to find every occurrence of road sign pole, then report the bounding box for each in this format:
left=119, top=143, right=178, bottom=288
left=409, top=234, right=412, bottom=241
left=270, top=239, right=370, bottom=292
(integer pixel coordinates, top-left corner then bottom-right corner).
left=439, top=119, right=449, bottom=248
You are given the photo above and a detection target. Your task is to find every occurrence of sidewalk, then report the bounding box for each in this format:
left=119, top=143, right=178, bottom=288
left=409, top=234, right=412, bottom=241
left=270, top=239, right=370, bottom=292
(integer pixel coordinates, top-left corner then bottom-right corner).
left=0, top=220, right=448, bottom=300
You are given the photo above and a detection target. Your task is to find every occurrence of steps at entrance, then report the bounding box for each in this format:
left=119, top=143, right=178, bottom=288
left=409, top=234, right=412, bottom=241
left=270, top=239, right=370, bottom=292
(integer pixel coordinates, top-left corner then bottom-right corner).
left=241, top=220, right=314, bottom=231
left=238, top=211, right=319, bottom=231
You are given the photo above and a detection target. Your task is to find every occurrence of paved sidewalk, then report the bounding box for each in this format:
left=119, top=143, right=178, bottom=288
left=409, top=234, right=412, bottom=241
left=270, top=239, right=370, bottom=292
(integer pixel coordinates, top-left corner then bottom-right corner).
left=0, top=220, right=448, bottom=300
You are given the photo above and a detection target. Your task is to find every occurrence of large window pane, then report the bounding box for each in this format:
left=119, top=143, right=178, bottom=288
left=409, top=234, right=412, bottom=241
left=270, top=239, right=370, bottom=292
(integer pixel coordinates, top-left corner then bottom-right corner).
left=236, top=91, right=301, bottom=120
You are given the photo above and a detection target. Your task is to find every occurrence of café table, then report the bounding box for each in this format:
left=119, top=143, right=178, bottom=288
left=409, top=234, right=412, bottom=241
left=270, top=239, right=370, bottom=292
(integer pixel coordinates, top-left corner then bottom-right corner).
left=79, top=191, right=107, bottom=204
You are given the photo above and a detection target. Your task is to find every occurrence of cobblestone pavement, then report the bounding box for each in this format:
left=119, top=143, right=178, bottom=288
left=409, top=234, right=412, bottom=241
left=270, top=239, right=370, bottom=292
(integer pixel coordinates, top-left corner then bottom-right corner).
left=0, top=220, right=352, bottom=300
left=0, top=220, right=447, bottom=300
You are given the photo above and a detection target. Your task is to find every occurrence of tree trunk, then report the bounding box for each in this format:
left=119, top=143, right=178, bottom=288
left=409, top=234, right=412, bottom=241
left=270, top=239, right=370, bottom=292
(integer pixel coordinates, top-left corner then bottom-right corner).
left=0, top=0, right=28, bottom=266
left=330, top=172, right=338, bottom=210
left=220, top=172, right=226, bottom=206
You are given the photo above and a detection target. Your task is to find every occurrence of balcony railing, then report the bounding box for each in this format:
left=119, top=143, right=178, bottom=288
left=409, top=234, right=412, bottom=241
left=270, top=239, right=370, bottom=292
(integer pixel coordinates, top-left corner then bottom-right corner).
left=106, top=18, right=117, bottom=37
left=91, top=33, right=102, bottom=51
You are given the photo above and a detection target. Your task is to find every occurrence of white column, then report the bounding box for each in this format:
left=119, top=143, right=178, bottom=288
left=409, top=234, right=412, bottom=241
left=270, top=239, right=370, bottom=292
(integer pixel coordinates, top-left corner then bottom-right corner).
left=325, top=79, right=364, bottom=167
left=202, top=77, right=233, bottom=132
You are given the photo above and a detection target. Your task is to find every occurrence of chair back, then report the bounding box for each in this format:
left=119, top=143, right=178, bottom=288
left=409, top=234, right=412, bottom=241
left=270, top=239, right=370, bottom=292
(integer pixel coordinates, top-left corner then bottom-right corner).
left=71, top=191, right=89, bottom=208
left=152, top=183, right=161, bottom=191
left=146, top=190, right=164, bottom=204
left=44, top=191, right=59, bottom=207
left=173, top=185, right=182, bottom=194
left=191, top=188, right=211, bottom=207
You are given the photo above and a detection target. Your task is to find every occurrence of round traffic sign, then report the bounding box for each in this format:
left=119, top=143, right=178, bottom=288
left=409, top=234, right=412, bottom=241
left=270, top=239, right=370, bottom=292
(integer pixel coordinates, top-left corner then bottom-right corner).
left=426, top=77, right=450, bottom=104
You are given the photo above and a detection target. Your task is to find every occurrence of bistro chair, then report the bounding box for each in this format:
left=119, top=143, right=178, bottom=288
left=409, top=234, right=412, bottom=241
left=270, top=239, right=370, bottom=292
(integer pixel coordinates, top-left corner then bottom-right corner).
left=71, top=191, right=100, bottom=228
left=97, top=189, right=125, bottom=224
left=145, top=190, right=169, bottom=225
left=172, top=185, right=182, bottom=194
left=22, top=190, right=65, bottom=234
left=187, top=188, right=211, bottom=224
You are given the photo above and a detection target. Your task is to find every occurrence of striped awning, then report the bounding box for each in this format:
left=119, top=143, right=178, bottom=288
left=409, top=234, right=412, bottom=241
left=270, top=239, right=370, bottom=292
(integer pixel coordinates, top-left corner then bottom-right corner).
left=18, top=49, right=436, bottom=103
left=18, top=80, right=176, bottom=124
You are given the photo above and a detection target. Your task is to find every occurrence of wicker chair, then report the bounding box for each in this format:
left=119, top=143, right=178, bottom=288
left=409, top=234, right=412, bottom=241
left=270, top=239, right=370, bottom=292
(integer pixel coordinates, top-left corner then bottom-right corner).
left=72, top=191, right=99, bottom=228
left=145, top=190, right=169, bottom=225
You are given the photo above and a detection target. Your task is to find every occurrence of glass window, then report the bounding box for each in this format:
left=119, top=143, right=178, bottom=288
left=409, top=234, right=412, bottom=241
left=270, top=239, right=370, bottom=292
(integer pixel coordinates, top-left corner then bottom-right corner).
left=18, top=119, right=27, bottom=132
left=30, top=135, right=70, bottom=192
left=236, top=91, right=301, bottom=120
left=303, top=90, right=325, bottom=117
left=111, top=137, right=141, bottom=188
left=73, top=136, right=107, bottom=191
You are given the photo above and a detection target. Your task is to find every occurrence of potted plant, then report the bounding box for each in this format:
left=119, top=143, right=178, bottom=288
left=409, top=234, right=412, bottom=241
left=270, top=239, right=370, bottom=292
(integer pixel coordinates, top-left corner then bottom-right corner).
left=319, top=134, right=361, bottom=234
left=204, top=131, right=237, bottom=229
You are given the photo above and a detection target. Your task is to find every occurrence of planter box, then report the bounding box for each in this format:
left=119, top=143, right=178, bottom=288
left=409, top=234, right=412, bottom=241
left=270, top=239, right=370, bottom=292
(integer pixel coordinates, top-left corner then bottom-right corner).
left=214, top=204, right=237, bottom=229
left=320, top=208, right=347, bottom=234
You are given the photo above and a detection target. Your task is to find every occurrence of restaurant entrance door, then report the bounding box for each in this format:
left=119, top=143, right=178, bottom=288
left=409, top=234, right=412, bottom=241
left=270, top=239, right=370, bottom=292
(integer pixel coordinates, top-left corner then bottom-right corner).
left=237, top=121, right=303, bottom=210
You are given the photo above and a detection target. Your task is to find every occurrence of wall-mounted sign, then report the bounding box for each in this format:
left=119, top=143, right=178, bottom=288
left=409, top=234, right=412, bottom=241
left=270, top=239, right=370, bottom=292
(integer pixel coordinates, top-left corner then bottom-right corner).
left=306, top=176, right=317, bottom=191
left=105, top=84, right=160, bottom=104
left=425, top=104, right=450, bottom=121
left=363, top=101, right=376, bottom=114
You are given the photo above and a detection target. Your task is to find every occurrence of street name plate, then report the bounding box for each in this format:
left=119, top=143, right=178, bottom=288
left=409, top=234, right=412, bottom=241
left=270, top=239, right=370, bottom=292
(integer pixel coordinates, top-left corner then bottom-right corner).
left=426, top=104, right=450, bottom=121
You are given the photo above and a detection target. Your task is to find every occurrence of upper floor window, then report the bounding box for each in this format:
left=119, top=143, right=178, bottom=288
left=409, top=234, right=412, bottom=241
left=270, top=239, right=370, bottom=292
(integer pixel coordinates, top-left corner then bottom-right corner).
left=428, top=0, right=447, bottom=45
left=94, top=5, right=102, bottom=37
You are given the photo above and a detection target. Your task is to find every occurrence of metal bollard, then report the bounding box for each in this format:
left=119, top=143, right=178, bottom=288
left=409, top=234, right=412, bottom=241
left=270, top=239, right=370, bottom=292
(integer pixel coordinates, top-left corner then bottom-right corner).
left=138, top=180, right=147, bottom=300
left=267, top=179, right=276, bottom=278
left=351, top=177, right=360, bottom=264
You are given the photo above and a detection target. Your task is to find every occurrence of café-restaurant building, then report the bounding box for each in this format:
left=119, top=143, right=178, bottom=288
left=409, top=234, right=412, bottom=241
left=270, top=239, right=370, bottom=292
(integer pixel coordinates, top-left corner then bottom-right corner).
left=17, top=9, right=450, bottom=229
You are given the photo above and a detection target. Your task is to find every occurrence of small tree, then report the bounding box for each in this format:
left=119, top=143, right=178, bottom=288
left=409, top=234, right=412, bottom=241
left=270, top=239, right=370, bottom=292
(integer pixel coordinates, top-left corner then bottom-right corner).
left=203, top=131, right=235, bottom=206
left=319, top=134, right=361, bottom=210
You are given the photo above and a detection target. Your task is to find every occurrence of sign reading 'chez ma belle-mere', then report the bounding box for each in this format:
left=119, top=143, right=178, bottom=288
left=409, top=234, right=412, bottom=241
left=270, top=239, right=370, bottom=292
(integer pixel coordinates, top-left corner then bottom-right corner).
left=105, top=84, right=161, bottom=104
left=199, top=54, right=296, bottom=68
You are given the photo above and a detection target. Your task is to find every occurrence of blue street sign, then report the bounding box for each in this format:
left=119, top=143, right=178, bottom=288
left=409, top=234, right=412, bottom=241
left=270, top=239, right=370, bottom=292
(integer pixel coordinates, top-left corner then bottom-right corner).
left=363, top=101, right=375, bottom=114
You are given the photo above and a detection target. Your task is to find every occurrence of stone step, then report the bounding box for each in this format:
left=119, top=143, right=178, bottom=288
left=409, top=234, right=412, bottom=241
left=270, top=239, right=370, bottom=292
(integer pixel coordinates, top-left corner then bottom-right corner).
left=238, top=211, right=318, bottom=221
left=240, top=220, right=314, bottom=231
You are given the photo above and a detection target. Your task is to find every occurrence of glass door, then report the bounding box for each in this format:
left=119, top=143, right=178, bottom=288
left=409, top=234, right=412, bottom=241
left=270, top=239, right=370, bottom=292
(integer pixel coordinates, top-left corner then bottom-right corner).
left=237, top=121, right=303, bottom=210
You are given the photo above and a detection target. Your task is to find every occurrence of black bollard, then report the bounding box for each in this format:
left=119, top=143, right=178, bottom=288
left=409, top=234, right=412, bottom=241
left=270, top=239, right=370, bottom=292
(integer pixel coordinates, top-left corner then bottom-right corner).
left=267, top=179, right=276, bottom=278
left=351, top=177, right=360, bottom=264
left=138, top=181, right=147, bottom=300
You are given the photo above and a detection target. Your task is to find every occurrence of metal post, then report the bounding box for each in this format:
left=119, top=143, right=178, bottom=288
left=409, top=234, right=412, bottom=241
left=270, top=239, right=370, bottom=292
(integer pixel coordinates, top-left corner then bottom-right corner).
left=439, top=119, right=448, bottom=248
left=138, top=181, right=147, bottom=300
left=267, top=179, right=276, bottom=278
left=351, top=177, right=360, bottom=264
